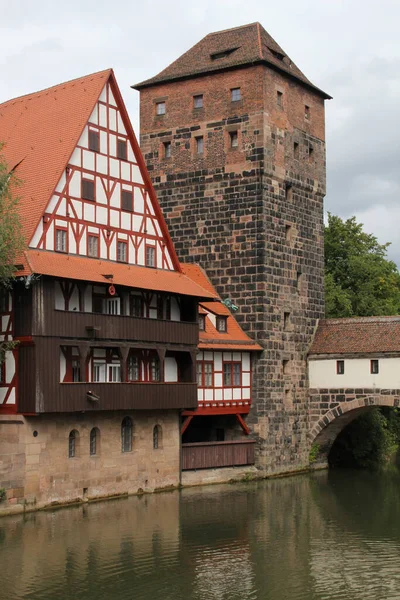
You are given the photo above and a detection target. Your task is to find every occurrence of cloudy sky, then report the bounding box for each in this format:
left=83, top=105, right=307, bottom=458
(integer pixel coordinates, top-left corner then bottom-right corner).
left=1, top=0, right=399, bottom=265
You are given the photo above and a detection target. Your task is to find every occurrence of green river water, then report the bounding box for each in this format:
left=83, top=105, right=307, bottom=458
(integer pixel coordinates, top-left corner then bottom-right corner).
left=1, top=469, right=400, bottom=600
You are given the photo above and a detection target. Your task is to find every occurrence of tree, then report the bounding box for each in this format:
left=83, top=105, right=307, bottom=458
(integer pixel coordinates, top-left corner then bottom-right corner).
left=324, top=213, right=400, bottom=318
left=0, top=145, right=23, bottom=284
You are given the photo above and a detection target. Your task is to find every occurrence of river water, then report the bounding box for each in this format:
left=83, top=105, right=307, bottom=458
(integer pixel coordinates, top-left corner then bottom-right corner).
left=1, top=469, right=400, bottom=600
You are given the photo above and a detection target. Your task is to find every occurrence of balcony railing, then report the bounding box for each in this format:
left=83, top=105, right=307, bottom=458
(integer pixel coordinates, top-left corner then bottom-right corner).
left=182, top=439, right=256, bottom=470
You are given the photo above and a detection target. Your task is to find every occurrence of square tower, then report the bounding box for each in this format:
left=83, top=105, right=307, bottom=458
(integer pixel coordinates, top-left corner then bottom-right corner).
left=134, top=23, right=331, bottom=472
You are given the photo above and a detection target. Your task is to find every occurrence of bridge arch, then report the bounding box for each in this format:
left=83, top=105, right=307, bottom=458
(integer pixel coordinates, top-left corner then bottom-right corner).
left=308, top=393, right=400, bottom=467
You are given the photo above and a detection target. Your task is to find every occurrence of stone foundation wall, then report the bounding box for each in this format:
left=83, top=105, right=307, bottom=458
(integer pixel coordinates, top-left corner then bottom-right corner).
left=0, top=410, right=180, bottom=515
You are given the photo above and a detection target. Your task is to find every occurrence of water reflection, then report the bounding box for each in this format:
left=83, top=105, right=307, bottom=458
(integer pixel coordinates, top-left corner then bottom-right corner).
left=1, top=470, right=400, bottom=600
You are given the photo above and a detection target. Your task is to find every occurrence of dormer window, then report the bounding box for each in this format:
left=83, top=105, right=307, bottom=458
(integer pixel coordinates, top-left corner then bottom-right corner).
left=210, top=47, right=239, bottom=61
left=268, top=47, right=285, bottom=61
left=216, top=316, right=227, bottom=332
left=199, top=315, right=206, bottom=331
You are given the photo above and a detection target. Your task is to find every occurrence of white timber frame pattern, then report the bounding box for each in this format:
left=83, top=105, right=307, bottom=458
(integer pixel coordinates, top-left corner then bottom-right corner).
left=29, top=80, right=175, bottom=270
left=197, top=350, right=251, bottom=409
left=0, top=290, right=16, bottom=410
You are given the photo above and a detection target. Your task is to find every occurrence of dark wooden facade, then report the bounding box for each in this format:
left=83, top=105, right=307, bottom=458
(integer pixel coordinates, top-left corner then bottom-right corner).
left=15, top=277, right=199, bottom=414
left=182, top=440, right=255, bottom=470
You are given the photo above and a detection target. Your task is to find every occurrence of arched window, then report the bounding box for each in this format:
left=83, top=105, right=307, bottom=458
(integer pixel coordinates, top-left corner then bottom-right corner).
left=121, top=416, right=132, bottom=453
left=128, top=354, right=140, bottom=382
left=153, top=424, right=162, bottom=450
left=150, top=355, right=160, bottom=382
left=90, top=427, right=100, bottom=456
left=68, top=430, right=79, bottom=458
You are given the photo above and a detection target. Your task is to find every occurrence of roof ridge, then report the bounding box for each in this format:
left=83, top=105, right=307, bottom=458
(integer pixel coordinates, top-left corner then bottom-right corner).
left=256, top=22, right=263, bottom=59
left=206, top=22, right=259, bottom=37
left=0, top=68, right=112, bottom=108
left=322, top=316, right=400, bottom=324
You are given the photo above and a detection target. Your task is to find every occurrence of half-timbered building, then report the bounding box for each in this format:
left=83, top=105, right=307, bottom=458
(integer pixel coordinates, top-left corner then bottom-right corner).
left=0, top=69, right=215, bottom=511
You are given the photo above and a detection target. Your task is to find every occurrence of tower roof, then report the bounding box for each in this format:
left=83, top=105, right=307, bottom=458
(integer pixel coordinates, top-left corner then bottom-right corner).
left=133, top=22, right=331, bottom=99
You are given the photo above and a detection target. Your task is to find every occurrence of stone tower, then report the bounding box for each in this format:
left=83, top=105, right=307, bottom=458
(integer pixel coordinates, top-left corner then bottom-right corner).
left=133, top=23, right=331, bottom=473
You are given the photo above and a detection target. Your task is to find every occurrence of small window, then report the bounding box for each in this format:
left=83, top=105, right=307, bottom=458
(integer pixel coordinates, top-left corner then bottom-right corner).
left=305, top=105, right=310, bottom=120
left=283, top=312, right=290, bottom=330
left=229, top=131, right=238, bottom=149
left=82, top=179, right=95, bottom=201
left=106, top=297, right=120, bottom=315
left=198, top=362, right=213, bottom=387
left=72, top=359, right=81, bottom=382
left=195, top=136, right=204, bottom=154
left=296, top=271, right=303, bottom=293
left=68, top=430, right=79, bottom=458
left=285, top=225, right=292, bottom=242
left=88, top=130, right=100, bottom=153
left=216, top=316, right=227, bottom=332
left=146, top=246, right=156, bottom=268
left=90, top=427, right=99, bottom=456
left=121, top=190, right=133, bottom=212
left=371, top=359, right=379, bottom=374
left=93, top=361, right=106, bottom=382
left=130, top=295, right=143, bottom=318
left=277, top=91, right=283, bottom=107
left=108, top=364, right=121, bottom=382
left=283, top=359, right=290, bottom=375
left=156, top=102, right=166, bottom=116
left=150, top=355, right=160, bottom=382
left=193, top=95, right=203, bottom=109
left=55, top=229, right=67, bottom=253
left=199, top=315, right=206, bottom=331
left=88, top=235, right=99, bottom=258
left=117, top=139, right=128, bottom=160
left=309, top=145, right=314, bottom=158
left=293, top=142, right=299, bottom=159
left=121, top=417, right=133, bottom=452
left=117, top=241, right=127, bottom=263
left=285, top=183, right=293, bottom=201
left=153, top=424, right=162, bottom=449
left=223, top=362, right=241, bottom=387
left=164, top=141, right=171, bottom=159
left=128, top=354, right=140, bottom=382
left=231, top=88, right=241, bottom=102
left=336, top=360, right=345, bottom=375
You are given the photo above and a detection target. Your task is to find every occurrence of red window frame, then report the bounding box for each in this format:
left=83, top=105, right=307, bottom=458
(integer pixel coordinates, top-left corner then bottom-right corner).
left=87, top=233, right=100, bottom=258
left=223, top=362, right=242, bottom=387
left=117, top=240, right=128, bottom=263
left=197, top=361, right=213, bottom=388
left=145, top=245, right=156, bottom=268
left=82, top=178, right=95, bottom=202
left=55, top=226, right=68, bottom=253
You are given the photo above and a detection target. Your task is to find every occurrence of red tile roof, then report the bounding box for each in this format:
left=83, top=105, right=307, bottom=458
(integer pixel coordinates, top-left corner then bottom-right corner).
left=309, top=317, right=400, bottom=355
left=19, top=250, right=216, bottom=299
left=134, top=23, right=331, bottom=99
left=0, top=69, right=112, bottom=246
left=182, top=263, right=262, bottom=351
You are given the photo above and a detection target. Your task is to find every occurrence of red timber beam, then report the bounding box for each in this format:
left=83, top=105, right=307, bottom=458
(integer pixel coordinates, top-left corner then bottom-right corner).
left=181, top=415, right=193, bottom=435
left=236, top=413, right=250, bottom=435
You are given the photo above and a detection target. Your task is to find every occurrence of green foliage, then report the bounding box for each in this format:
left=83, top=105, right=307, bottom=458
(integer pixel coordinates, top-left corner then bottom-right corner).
left=0, top=488, right=6, bottom=503
left=0, top=144, right=24, bottom=285
left=309, top=442, right=320, bottom=465
left=324, top=213, right=400, bottom=318
left=329, top=409, right=400, bottom=470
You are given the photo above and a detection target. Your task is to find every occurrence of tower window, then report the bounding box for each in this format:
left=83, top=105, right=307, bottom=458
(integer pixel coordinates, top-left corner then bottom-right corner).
left=336, top=360, right=345, bottom=375
left=195, top=136, right=204, bottom=154
left=117, top=139, right=128, bottom=160
left=88, top=130, right=100, bottom=153
left=283, top=312, right=291, bottom=330
left=277, top=91, right=283, bottom=107
left=283, top=360, right=290, bottom=375
left=68, top=430, right=79, bottom=458
left=121, top=190, right=133, bottom=212
left=193, top=95, right=203, bottom=109
left=305, top=105, right=310, bottom=119
left=82, top=179, right=95, bottom=201
left=156, top=102, right=166, bottom=116
left=309, top=145, right=314, bottom=158
left=90, top=427, right=99, bottom=456
left=294, top=142, right=299, bottom=159
left=229, top=131, right=238, bottom=148
left=285, top=224, right=292, bottom=242
left=164, top=141, right=171, bottom=159
left=370, top=359, right=379, bottom=374
left=231, top=88, right=241, bottom=102
left=285, top=183, right=293, bottom=201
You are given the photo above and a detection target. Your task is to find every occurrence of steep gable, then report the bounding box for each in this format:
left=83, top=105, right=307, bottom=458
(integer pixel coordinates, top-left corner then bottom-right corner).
left=1, top=70, right=180, bottom=271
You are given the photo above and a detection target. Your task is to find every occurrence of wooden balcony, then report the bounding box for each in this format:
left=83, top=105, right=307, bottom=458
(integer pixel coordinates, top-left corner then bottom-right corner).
left=182, top=439, right=256, bottom=470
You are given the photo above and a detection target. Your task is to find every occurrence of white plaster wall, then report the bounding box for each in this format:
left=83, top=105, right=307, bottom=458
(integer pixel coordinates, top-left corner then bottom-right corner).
left=309, top=357, right=400, bottom=389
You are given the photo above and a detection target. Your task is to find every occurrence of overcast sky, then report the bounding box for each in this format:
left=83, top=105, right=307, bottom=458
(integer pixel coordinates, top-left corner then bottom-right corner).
left=1, top=0, right=399, bottom=265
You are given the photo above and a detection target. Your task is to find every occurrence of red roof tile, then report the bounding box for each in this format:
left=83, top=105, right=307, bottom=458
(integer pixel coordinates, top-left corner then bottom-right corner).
left=309, top=317, right=400, bottom=355
left=182, top=263, right=262, bottom=351
left=134, top=23, right=331, bottom=99
left=19, top=250, right=216, bottom=299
